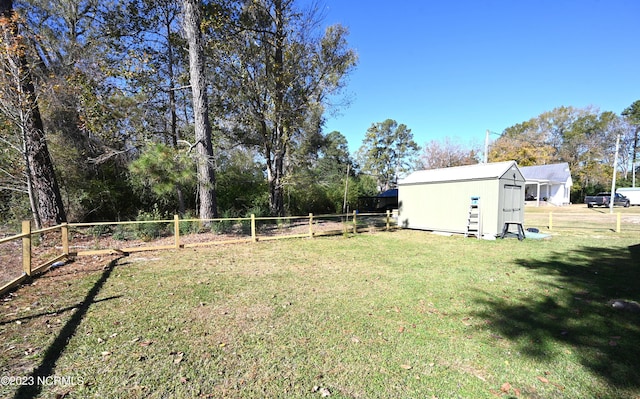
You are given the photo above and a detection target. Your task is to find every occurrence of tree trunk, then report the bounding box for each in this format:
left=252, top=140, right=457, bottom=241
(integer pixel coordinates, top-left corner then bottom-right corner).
left=267, top=151, right=286, bottom=217
left=165, top=8, right=185, bottom=215
left=268, top=0, right=286, bottom=217
left=183, top=0, right=217, bottom=219
left=633, top=126, right=639, bottom=187
left=1, top=0, right=66, bottom=227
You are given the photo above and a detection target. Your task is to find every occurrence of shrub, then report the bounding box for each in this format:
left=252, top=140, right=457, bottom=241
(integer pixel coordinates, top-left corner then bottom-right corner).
left=212, top=209, right=234, bottom=235
left=134, top=205, right=168, bottom=241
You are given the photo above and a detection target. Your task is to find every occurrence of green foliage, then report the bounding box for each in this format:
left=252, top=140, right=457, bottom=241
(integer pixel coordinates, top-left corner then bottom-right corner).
left=89, top=224, right=109, bottom=239
left=351, top=174, right=378, bottom=198
left=215, top=148, right=268, bottom=216
left=214, top=1, right=357, bottom=216
left=178, top=211, right=203, bottom=236
left=112, top=225, right=129, bottom=241
left=0, top=193, right=31, bottom=229
left=129, top=143, right=196, bottom=212
left=76, top=164, right=139, bottom=222
left=134, top=204, right=169, bottom=241
left=357, top=119, right=420, bottom=191
left=494, top=106, right=634, bottom=201
left=622, top=100, right=640, bottom=125
left=287, top=180, right=335, bottom=215
left=284, top=130, right=373, bottom=215
left=212, top=209, right=236, bottom=234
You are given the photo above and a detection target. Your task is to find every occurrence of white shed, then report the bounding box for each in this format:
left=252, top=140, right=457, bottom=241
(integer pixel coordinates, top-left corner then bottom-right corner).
left=398, top=161, right=525, bottom=237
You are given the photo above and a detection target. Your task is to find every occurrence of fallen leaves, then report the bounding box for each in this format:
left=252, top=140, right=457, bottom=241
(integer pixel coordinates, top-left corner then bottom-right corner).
left=172, top=351, right=185, bottom=364
left=489, top=372, right=566, bottom=397
left=312, top=386, right=331, bottom=397
left=536, top=376, right=549, bottom=384
left=490, top=381, right=520, bottom=397
left=536, top=373, right=565, bottom=391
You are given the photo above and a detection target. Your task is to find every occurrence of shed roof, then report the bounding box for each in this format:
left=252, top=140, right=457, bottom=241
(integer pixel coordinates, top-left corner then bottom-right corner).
left=399, top=161, right=521, bottom=185
left=378, top=189, right=398, bottom=198
left=520, top=162, right=571, bottom=183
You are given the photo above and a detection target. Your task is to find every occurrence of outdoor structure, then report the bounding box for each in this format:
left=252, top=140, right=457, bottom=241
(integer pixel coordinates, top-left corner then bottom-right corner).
left=398, top=161, right=526, bottom=238
left=520, top=162, right=572, bottom=206
left=617, top=187, right=640, bottom=206
left=358, top=189, right=398, bottom=212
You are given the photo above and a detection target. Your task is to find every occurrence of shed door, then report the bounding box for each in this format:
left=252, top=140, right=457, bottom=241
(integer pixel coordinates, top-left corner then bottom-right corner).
left=503, top=184, right=522, bottom=222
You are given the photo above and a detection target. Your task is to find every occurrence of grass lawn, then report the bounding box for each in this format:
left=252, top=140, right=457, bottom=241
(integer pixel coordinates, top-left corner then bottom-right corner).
left=1, top=208, right=640, bottom=398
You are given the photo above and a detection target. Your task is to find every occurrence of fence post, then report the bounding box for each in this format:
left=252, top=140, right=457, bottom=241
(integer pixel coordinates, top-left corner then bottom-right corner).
left=308, top=213, right=314, bottom=238
left=353, top=210, right=357, bottom=234
left=251, top=214, right=257, bottom=242
left=386, top=210, right=390, bottom=231
left=174, top=215, right=180, bottom=249
left=548, top=212, right=553, bottom=230
left=61, top=223, right=69, bottom=255
left=616, top=212, right=621, bottom=233
left=22, top=220, right=31, bottom=276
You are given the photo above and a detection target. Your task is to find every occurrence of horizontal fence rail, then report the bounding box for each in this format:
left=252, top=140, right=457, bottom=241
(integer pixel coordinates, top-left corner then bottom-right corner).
left=525, top=211, right=640, bottom=233
left=2, top=208, right=637, bottom=297
left=0, top=211, right=397, bottom=296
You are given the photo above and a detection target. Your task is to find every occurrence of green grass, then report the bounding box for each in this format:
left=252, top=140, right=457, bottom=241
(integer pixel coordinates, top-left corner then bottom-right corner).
left=1, top=213, right=640, bottom=398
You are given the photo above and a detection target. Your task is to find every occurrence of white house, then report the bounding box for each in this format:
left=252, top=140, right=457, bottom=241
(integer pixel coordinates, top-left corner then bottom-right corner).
left=519, top=163, right=572, bottom=206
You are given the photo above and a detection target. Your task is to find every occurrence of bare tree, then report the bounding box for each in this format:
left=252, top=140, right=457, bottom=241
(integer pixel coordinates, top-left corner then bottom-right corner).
left=419, top=137, right=478, bottom=170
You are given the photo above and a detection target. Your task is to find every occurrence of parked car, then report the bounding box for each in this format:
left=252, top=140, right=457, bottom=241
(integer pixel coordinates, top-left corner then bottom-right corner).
left=585, top=192, right=630, bottom=208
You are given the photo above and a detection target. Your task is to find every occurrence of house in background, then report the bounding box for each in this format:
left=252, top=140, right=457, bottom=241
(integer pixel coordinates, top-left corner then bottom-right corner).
left=519, top=162, right=572, bottom=206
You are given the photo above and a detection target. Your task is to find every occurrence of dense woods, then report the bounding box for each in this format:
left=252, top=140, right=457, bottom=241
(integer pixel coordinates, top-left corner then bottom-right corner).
left=0, top=0, right=364, bottom=226
left=0, top=0, right=637, bottom=227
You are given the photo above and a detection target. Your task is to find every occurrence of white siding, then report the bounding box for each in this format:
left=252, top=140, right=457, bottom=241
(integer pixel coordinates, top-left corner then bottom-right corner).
left=398, top=161, right=525, bottom=237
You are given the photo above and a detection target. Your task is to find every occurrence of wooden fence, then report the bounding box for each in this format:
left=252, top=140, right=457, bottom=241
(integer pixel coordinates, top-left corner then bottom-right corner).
left=0, top=211, right=396, bottom=297
left=3, top=209, right=636, bottom=297
left=524, top=211, right=640, bottom=233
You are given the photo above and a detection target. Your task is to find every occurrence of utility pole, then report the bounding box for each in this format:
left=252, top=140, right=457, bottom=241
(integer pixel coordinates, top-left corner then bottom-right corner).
left=633, top=129, right=638, bottom=187
left=484, top=129, right=489, bottom=163
left=342, top=163, right=350, bottom=213
left=609, top=134, right=620, bottom=214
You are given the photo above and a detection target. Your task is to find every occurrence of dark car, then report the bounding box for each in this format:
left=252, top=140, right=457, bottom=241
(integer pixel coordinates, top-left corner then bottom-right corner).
left=585, top=192, right=630, bottom=208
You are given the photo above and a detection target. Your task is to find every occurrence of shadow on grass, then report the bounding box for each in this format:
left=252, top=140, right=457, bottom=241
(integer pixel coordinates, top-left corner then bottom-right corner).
left=472, top=243, right=640, bottom=389
left=0, top=296, right=121, bottom=327
left=13, top=257, right=123, bottom=399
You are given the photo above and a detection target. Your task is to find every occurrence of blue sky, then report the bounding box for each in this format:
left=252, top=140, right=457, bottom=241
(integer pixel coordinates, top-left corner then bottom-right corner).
left=319, top=0, right=640, bottom=155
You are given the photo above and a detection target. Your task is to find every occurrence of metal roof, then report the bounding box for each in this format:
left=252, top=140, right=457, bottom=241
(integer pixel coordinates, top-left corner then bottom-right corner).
left=378, top=189, right=398, bottom=198
left=399, top=161, right=521, bottom=185
left=520, top=163, right=571, bottom=183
